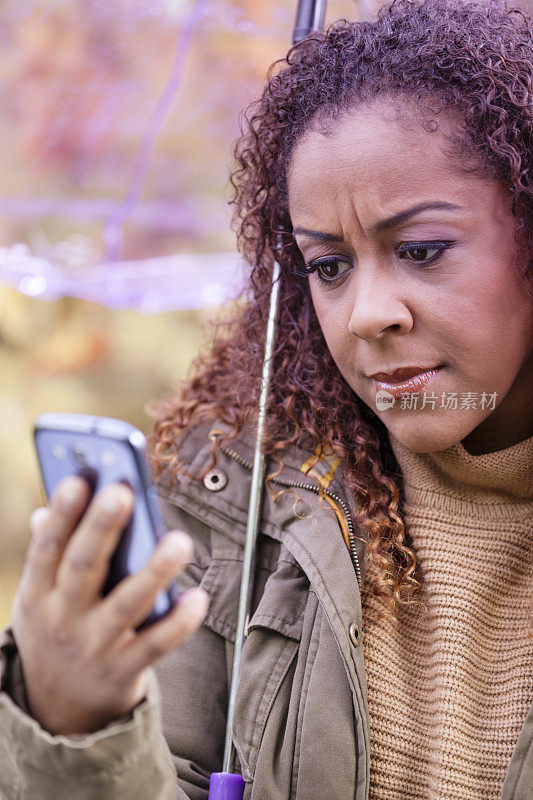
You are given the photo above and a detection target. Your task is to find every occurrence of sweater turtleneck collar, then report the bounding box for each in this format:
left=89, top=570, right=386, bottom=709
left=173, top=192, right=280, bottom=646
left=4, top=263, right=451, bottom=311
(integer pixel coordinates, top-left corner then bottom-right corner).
left=387, top=430, right=533, bottom=508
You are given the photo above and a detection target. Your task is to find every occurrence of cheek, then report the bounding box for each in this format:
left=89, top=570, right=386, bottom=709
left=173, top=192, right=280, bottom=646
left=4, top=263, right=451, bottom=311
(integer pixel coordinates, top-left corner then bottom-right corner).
left=430, top=241, right=532, bottom=341
left=437, top=270, right=533, bottom=387
left=310, top=288, right=344, bottom=347
left=311, top=290, right=355, bottom=370
left=459, top=266, right=533, bottom=347
left=470, top=224, right=531, bottom=317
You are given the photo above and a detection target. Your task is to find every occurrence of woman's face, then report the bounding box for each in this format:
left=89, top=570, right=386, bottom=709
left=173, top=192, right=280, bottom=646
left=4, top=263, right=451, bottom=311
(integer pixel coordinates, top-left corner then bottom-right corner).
left=288, top=101, right=533, bottom=454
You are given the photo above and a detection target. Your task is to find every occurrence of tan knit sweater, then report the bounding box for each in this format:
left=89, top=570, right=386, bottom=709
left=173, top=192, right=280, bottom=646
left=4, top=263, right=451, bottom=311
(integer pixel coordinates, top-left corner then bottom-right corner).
left=359, top=432, right=533, bottom=800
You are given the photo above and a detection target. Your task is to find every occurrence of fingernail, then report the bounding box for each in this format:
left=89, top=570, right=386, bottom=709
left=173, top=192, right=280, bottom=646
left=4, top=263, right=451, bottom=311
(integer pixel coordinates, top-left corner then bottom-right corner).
left=183, top=588, right=210, bottom=614
left=101, top=492, right=122, bottom=514
left=101, top=486, right=132, bottom=514
left=58, top=477, right=82, bottom=506
left=159, top=533, right=189, bottom=561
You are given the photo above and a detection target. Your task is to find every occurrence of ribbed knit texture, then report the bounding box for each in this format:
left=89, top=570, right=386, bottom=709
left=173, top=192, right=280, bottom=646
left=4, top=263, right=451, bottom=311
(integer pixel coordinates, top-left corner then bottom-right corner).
left=359, top=432, right=533, bottom=800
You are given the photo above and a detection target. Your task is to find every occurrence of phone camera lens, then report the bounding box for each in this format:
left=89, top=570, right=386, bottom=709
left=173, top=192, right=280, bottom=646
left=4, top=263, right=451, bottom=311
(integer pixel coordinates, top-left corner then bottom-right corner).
left=50, top=444, right=67, bottom=459
left=71, top=445, right=89, bottom=466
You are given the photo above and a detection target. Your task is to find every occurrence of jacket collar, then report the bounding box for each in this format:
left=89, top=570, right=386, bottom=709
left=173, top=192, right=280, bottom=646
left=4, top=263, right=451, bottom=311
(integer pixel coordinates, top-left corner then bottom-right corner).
left=206, top=419, right=350, bottom=498
left=158, top=418, right=366, bottom=585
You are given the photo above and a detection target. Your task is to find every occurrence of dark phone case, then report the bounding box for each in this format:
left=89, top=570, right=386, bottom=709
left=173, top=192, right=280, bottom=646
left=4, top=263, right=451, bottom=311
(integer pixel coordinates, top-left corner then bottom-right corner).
left=33, top=412, right=181, bottom=630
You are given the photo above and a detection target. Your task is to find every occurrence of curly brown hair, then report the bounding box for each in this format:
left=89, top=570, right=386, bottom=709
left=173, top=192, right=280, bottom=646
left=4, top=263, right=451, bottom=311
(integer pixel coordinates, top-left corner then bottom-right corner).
left=146, top=0, right=533, bottom=624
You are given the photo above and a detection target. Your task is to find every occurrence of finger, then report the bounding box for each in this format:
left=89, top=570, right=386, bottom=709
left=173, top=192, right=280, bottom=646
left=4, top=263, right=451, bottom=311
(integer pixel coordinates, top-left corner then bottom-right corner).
left=21, top=476, right=92, bottom=596
left=116, top=588, right=210, bottom=682
left=55, top=483, right=135, bottom=607
left=91, top=532, right=194, bottom=648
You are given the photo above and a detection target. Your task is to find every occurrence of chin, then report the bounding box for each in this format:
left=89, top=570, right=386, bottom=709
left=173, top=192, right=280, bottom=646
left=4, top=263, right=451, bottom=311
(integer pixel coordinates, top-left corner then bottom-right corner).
left=379, top=413, right=482, bottom=454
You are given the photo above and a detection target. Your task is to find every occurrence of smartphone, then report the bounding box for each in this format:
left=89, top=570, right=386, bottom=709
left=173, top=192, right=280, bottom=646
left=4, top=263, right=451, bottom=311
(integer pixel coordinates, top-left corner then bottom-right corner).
left=33, top=412, right=181, bottom=630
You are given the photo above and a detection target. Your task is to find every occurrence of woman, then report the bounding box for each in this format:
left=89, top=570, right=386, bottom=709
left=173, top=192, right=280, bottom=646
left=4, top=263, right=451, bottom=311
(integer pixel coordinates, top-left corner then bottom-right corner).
left=0, top=0, right=531, bottom=798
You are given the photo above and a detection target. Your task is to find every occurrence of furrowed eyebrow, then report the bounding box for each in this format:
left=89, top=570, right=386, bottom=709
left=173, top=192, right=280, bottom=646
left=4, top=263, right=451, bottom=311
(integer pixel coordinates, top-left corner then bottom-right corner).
left=368, top=201, right=464, bottom=235
left=292, top=201, right=464, bottom=243
left=292, top=227, right=344, bottom=243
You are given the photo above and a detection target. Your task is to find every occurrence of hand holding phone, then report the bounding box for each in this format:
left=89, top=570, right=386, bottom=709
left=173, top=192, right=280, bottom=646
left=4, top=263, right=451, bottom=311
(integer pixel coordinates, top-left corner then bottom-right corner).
left=33, top=412, right=183, bottom=629
left=9, top=414, right=210, bottom=736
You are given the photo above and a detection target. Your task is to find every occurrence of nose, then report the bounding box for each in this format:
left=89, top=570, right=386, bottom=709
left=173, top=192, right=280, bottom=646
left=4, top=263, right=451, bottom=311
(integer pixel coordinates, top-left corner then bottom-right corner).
left=347, top=266, right=413, bottom=340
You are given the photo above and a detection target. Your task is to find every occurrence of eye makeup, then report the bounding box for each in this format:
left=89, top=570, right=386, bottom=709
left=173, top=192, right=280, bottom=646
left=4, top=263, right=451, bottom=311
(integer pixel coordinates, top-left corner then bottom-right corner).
left=290, top=240, right=457, bottom=287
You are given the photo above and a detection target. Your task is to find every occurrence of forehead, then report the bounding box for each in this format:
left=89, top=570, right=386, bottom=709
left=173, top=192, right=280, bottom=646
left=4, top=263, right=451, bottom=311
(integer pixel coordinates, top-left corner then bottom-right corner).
left=287, top=101, right=471, bottom=220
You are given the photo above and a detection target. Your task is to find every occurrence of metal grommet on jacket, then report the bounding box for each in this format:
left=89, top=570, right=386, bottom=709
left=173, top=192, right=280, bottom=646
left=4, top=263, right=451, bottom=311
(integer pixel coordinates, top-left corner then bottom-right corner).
left=349, top=622, right=361, bottom=646
left=203, top=468, right=228, bottom=492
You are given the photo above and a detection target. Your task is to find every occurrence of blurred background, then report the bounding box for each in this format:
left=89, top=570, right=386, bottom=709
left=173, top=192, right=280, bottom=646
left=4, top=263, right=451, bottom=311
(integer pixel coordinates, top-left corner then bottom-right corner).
left=0, top=0, right=375, bottom=627
left=1, top=0, right=531, bottom=628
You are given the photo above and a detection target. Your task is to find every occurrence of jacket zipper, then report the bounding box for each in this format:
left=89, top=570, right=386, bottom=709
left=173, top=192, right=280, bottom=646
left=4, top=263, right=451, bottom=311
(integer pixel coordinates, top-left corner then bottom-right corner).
left=219, top=444, right=363, bottom=591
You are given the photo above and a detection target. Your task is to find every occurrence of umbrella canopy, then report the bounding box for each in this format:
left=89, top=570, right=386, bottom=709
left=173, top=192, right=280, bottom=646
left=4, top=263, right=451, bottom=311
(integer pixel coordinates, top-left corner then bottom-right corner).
left=1, top=245, right=247, bottom=312
left=0, top=0, right=297, bottom=312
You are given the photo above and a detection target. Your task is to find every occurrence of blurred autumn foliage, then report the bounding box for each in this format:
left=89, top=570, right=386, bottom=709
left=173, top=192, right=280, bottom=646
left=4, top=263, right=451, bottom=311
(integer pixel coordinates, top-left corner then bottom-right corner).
left=0, top=0, right=371, bottom=626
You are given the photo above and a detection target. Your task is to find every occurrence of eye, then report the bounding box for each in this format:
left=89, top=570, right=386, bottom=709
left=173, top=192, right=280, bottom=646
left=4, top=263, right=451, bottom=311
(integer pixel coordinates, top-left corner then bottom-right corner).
left=290, top=240, right=455, bottom=285
left=306, top=256, right=352, bottom=287
left=397, top=241, right=452, bottom=264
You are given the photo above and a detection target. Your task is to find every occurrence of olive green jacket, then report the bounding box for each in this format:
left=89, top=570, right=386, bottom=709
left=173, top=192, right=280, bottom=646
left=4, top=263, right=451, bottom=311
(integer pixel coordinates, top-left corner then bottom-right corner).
left=0, top=420, right=531, bottom=799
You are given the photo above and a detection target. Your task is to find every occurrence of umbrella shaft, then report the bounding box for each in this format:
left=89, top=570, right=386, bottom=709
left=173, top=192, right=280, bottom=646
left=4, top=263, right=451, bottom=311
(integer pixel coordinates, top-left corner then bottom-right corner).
left=222, top=259, right=282, bottom=773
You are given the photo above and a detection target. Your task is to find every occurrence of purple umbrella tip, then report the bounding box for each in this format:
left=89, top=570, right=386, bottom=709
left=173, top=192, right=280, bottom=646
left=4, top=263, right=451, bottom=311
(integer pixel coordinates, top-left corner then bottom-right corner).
left=208, top=771, right=245, bottom=800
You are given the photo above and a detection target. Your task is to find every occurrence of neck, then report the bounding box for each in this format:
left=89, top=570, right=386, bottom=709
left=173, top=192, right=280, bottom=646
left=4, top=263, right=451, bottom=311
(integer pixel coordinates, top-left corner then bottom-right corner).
left=461, top=351, right=533, bottom=455
left=388, top=427, right=533, bottom=504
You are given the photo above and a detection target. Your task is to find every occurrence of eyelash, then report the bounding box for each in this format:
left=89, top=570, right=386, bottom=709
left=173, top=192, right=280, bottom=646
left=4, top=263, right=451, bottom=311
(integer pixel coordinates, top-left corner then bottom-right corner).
left=295, top=241, right=455, bottom=288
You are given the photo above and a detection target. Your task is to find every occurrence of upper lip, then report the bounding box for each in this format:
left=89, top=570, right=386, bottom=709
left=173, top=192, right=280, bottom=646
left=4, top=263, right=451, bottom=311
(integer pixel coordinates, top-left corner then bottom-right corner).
left=368, top=365, right=441, bottom=382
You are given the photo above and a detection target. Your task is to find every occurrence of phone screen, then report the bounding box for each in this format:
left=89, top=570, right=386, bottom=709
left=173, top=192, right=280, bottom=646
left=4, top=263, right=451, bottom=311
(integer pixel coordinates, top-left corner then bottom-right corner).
left=33, top=413, right=181, bottom=629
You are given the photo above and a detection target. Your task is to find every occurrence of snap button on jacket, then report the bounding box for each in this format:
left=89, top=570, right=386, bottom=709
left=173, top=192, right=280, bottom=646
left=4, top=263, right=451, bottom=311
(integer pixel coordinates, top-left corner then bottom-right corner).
left=0, top=419, right=532, bottom=800
left=203, top=468, right=228, bottom=492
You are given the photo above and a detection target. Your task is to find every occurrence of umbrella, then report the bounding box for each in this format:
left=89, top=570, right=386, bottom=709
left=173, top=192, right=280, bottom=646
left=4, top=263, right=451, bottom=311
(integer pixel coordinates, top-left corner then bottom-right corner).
left=207, top=6, right=328, bottom=799
left=0, top=0, right=286, bottom=314
left=0, top=244, right=246, bottom=313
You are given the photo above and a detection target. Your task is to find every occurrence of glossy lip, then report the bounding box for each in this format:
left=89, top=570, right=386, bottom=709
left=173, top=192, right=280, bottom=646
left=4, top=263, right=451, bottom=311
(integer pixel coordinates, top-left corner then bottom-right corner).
left=372, top=366, right=444, bottom=399
left=368, top=365, right=440, bottom=382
